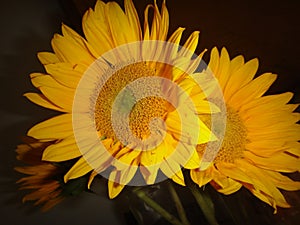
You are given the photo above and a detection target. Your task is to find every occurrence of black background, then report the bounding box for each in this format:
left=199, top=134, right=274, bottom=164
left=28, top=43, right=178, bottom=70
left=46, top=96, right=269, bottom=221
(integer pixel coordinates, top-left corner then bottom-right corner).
left=0, top=0, right=299, bottom=225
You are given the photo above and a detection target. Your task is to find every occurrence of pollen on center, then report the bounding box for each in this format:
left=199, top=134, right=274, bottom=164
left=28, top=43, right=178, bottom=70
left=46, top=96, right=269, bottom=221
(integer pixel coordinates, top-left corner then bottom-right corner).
left=197, top=107, right=248, bottom=163
left=95, top=62, right=169, bottom=145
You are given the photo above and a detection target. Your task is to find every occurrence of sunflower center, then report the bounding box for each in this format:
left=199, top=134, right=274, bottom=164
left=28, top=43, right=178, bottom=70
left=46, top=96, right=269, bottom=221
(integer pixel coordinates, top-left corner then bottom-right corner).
left=129, top=96, right=167, bottom=140
left=198, top=107, right=247, bottom=163
left=95, top=62, right=168, bottom=144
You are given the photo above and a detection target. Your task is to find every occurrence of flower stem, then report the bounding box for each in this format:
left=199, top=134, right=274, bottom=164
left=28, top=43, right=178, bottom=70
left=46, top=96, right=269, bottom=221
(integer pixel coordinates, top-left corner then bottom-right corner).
left=133, top=187, right=184, bottom=225
left=167, top=181, right=191, bottom=225
left=184, top=171, right=219, bottom=225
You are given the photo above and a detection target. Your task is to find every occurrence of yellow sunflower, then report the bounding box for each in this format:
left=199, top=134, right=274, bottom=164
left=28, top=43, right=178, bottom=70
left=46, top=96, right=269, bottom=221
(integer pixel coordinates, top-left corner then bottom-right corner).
left=191, top=47, right=300, bottom=212
left=15, top=139, right=64, bottom=211
left=25, top=0, right=219, bottom=198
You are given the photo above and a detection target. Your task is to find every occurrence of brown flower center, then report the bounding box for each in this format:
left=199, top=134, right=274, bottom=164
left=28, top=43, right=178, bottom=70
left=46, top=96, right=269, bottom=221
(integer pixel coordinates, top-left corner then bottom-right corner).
left=95, top=62, right=168, bottom=143
left=197, top=107, right=247, bottom=163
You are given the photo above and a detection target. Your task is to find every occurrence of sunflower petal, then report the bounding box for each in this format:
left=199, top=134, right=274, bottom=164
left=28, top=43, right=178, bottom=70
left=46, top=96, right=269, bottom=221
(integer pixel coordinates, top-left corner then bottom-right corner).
left=262, top=170, right=300, bottom=191
left=42, top=136, right=81, bottom=162
left=168, top=27, right=185, bottom=45
left=190, top=167, right=213, bottom=187
left=183, top=149, right=201, bottom=169
left=82, top=4, right=114, bottom=56
left=161, top=159, right=185, bottom=186
left=228, top=73, right=277, bottom=108
left=217, top=161, right=290, bottom=211
left=24, top=93, right=66, bottom=112
left=87, top=170, right=98, bottom=189
left=215, top=47, right=230, bottom=89
left=167, top=27, right=185, bottom=59
left=105, top=2, right=135, bottom=45
left=180, top=31, right=200, bottom=59
left=124, top=0, right=142, bottom=41
left=37, top=52, right=60, bottom=65
left=144, top=0, right=169, bottom=41
left=30, top=73, right=75, bottom=111
left=207, top=47, right=220, bottom=75
left=140, top=165, right=160, bottom=185
left=244, top=151, right=300, bottom=173
left=224, top=58, right=258, bottom=100
left=44, top=63, right=83, bottom=89
left=28, top=114, right=72, bottom=140
left=212, top=165, right=242, bottom=194
left=108, top=176, right=125, bottom=199
left=240, top=92, right=293, bottom=113
left=64, top=157, right=93, bottom=182
left=51, top=25, right=96, bottom=64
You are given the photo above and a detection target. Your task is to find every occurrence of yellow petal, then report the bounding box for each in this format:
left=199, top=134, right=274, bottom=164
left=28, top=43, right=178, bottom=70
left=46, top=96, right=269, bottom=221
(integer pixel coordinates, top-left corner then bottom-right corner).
left=262, top=170, right=300, bottom=191
left=236, top=160, right=291, bottom=210
left=139, top=136, right=174, bottom=184
left=170, top=169, right=185, bottom=186
left=160, top=159, right=185, bottom=186
left=229, top=55, right=244, bottom=74
left=207, top=47, right=220, bottom=75
left=228, top=73, right=277, bottom=108
left=114, top=147, right=140, bottom=167
left=40, top=86, right=74, bottom=111
left=124, top=0, right=142, bottom=41
left=88, top=170, right=98, bottom=189
left=216, top=162, right=263, bottom=188
left=105, top=2, right=136, bottom=45
left=212, top=165, right=242, bottom=194
left=30, top=73, right=75, bottom=111
left=188, top=98, right=220, bottom=114
left=37, top=52, right=60, bottom=65
left=82, top=5, right=114, bottom=56
left=224, top=58, right=258, bottom=100
left=44, top=63, right=83, bottom=88
left=24, top=93, right=66, bottom=112
left=143, top=4, right=152, bottom=40
left=180, top=31, right=200, bottom=59
left=140, top=148, right=164, bottom=167
left=144, top=0, right=169, bottom=41
left=116, top=165, right=138, bottom=186
left=51, top=25, right=96, bottom=64
left=42, top=136, right=81, bottom=162
left=158, top=0, right=169, bottom=41
left=64, top=157, right=93, bottom=182
left=240, top=92, right=293, bottom=113
left=108, top=166, right=138, bottom=196
left=217, top=161, right=290, bottom=211
left=28, top=114, right=72, bottom=140
left=215, top=47, right=230, bottom=89
left=286, top=144, right=300, bottom=157
left=151, top=0, right=169, bottom=40
left=108, top=178, right=125, bottom=199
left=247, top=124, right=300, bottom=142
left=167, top=27, right=185, bottom=59
left=244, top=151, right=300, bottom=173
left=190, top=167, right=213, bottom=187
left=183, top=149, right=201, bottom=169
left=140, top=165, right=160, bottom=185
left=166, top=109, right=216, bottom=145
left=168, top=27, right=185, bottom=45
left=243, top=108, right=297, bottom=129
left=186, top=49, right=207, bottom=74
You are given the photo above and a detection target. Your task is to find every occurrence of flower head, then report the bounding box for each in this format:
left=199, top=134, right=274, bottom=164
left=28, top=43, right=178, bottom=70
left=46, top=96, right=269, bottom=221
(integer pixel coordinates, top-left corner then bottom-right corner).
left=25, top=0, right=219, bottom=198
left=15, top=138, right=65, bottom=211
left=191, top=47, right=300, bottom=212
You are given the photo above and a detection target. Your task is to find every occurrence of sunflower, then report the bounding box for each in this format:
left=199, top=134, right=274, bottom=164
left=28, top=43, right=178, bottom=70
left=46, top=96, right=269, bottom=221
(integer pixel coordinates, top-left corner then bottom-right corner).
left=25, top=0, right=219, bottom=198
left=191, top=47, right=300, bottom=212
left=15, top=138, right=65, bottom=211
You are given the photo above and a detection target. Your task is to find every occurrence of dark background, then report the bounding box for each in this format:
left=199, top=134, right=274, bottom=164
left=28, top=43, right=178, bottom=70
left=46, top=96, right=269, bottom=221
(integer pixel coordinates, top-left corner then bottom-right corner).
left=0, top=0, right=299, bottom=224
